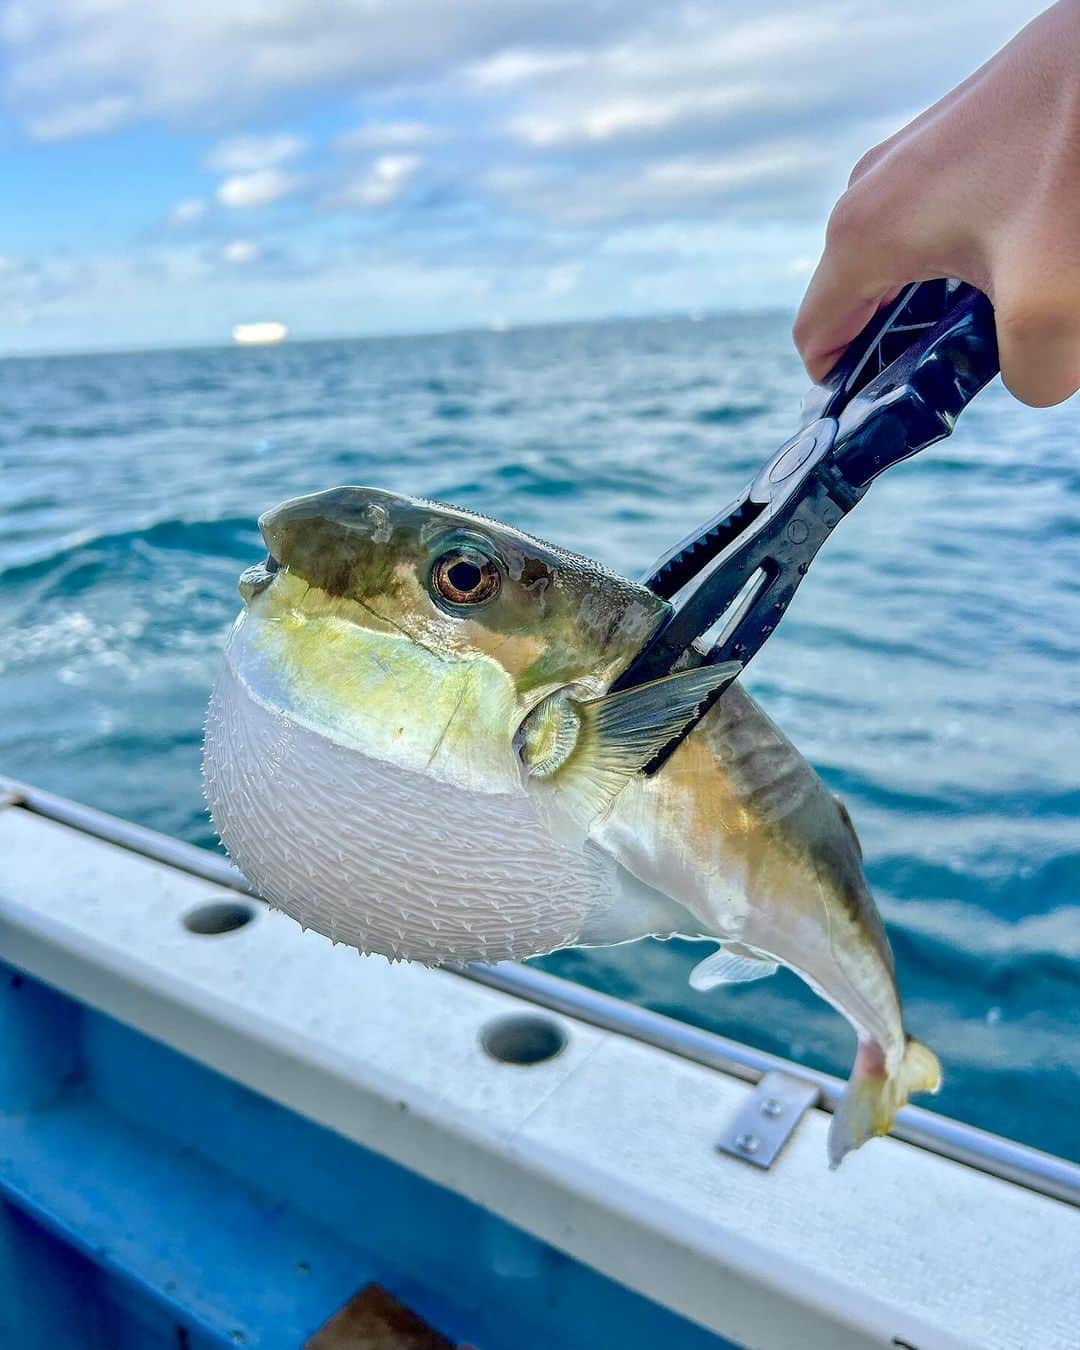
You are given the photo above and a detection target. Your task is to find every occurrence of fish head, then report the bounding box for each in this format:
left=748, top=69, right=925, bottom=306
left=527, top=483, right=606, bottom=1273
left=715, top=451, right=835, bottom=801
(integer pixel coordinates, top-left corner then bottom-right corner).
left=204, top=485, right=670, bottom=963
left=253, top=484, right=667, bottom=703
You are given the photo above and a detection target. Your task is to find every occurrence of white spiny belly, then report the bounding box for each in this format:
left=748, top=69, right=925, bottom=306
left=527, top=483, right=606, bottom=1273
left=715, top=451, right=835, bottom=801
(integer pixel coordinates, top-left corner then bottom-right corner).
left=203, top=658, right=620, bottom=964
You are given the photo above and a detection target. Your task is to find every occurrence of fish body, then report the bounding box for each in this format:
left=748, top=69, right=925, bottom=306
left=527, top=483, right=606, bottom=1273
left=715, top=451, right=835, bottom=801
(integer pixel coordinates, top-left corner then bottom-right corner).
left=204, top=486, right=940, bottom=1164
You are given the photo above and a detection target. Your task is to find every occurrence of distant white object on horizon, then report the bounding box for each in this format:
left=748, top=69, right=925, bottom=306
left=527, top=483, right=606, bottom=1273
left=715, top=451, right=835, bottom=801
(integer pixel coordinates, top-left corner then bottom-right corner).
left=232, top=322, right=288, bottom=346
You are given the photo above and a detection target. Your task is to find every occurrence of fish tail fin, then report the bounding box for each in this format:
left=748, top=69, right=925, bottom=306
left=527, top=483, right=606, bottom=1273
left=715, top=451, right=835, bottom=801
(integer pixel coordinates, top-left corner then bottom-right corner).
left=828, top=1035, right=942, bottom=1169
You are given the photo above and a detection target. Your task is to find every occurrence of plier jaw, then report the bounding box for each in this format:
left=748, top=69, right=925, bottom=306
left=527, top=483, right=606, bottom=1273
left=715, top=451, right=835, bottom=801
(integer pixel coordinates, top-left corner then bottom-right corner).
left=614, top=279, right=1001, bottom=770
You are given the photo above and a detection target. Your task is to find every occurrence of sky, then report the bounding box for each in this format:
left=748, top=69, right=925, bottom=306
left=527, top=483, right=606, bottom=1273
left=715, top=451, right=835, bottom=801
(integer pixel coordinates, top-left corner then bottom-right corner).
left=0, top=0, right=1044, bottom=353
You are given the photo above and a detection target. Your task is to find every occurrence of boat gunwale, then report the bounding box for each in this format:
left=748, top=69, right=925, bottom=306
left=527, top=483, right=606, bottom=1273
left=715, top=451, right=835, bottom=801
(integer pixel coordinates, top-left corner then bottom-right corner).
left=2, top=772, right=1076, bottom=1210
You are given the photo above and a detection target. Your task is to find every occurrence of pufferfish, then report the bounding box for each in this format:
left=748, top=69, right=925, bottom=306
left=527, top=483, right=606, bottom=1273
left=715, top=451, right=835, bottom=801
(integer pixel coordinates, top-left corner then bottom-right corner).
left=203, top=486, right=940, bottom=1166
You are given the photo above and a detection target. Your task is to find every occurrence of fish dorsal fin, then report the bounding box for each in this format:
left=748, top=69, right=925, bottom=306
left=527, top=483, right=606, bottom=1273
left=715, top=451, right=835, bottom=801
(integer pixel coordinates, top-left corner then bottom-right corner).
left=833, top=794, right=863, bottom=860
left=689, top=943, right=778, bottom=990
left=520, top=661, right=741, bottom=846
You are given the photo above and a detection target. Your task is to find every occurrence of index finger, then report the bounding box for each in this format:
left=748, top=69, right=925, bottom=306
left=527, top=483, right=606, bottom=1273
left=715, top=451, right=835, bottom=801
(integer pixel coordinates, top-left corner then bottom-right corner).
left=793, top=194, right=915, bottom=381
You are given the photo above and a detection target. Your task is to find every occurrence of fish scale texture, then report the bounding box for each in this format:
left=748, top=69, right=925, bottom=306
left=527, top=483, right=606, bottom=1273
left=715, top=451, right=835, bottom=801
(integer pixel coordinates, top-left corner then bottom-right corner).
left=204, top=661, right=617, bottom=964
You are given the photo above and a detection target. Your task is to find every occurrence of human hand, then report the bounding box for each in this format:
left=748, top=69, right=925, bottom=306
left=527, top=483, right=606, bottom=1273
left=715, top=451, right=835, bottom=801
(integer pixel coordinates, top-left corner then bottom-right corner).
left=794, top=1, right=1080, bottom=407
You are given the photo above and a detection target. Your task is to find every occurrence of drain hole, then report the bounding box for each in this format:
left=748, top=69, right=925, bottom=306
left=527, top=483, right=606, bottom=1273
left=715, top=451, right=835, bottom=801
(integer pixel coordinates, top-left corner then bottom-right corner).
left=182, top=901, right=256, bottom=935
left=480, top=1014, right=567, bottom=1066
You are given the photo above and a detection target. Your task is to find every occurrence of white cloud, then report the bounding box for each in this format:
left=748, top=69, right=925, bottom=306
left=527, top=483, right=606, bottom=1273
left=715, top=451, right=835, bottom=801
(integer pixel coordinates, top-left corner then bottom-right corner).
left=643, top=149, right=819, bottom=197
left=335, top=121, right=441, bottom=151
left=222, top=239, right=259, bottom=264
left=513, top=96, right=680, bottom=147
left=216, top=168, right=297, bottom=208
left=205, top=133, right=307, bottom=173
left=0, top=0, right=658, bottom=140
left=487, top=141, right=834, bottom=226
left=494, top=6, right=1031, bottom=163
left=336, top=155, right=421, bottom=208
left=465, top=47, right=586, bottom=89
left=168, top=198, right=206, bottom=226
left=544, top=262, right=581, bottom=295
left=26, top=93, right=131, bottom=141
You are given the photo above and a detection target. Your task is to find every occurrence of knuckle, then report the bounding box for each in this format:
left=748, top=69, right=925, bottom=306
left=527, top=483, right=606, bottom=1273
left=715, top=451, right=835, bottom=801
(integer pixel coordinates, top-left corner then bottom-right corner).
left=848, top=142, right=885, bottom=186
left=824, top=189, right=872, bottom=248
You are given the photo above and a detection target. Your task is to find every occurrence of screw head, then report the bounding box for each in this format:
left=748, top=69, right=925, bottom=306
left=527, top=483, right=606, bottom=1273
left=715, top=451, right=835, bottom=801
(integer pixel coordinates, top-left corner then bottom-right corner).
left=734, top=1132, right=761, bottom=1155
left=761, top=1097, right=784, bottom=1118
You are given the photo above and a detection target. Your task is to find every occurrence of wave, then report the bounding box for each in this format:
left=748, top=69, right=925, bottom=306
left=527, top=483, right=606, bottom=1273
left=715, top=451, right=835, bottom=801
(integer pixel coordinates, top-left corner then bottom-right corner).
left=3, top=515, right=259, bottom=572
left=692, top=403, right=769, bottom=425
left=20, top=416, right=172, bottom=443
left=0, top=515, right=261, bottom=588
left=820, top=762, right=1080, bottom=824
left=883, top=894, right=1080, bottom=966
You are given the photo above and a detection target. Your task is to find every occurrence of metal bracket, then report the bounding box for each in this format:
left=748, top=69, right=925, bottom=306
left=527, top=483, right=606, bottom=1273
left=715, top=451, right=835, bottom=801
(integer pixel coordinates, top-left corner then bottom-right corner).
left=716, top=1070, right=821, bottom=1169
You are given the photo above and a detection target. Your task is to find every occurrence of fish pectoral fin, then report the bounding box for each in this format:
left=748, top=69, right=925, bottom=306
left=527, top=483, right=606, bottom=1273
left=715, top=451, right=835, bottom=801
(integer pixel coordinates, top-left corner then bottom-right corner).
left=521, top=660, right=740, bottom=848
left=533, top=661, right=742, bottom=840
left=579, top=661, right=743, bottom=772
left=689, top=943, right=778, bottom=990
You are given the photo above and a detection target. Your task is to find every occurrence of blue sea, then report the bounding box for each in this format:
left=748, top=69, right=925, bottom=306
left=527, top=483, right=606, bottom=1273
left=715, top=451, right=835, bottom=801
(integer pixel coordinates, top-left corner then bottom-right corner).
left=1, top=314, right=1076, bottom=1161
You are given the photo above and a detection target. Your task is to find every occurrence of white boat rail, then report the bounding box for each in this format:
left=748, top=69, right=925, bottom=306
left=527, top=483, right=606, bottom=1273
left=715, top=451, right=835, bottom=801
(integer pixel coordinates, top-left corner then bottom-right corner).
left=1, top=773, right=1076, bottom=1210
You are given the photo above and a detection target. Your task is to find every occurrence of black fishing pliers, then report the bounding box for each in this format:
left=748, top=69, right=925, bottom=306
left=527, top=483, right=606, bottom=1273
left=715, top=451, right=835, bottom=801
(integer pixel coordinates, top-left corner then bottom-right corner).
left=612, top=278, right=1001, bottom=770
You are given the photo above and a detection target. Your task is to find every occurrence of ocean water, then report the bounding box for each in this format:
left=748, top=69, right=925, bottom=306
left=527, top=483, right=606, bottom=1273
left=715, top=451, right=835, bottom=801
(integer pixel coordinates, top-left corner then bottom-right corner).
left=1, top=314, right=1076, bottom=1161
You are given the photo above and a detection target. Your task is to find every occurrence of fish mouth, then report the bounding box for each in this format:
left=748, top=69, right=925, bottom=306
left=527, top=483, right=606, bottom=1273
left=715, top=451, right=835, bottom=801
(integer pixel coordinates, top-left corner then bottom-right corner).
left=237, top=552, right=280, bottom=603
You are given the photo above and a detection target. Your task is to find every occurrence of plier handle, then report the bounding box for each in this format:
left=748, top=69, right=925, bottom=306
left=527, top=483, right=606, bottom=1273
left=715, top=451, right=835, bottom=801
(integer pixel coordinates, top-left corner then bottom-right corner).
left=613, top=279, right=1000, bottom=770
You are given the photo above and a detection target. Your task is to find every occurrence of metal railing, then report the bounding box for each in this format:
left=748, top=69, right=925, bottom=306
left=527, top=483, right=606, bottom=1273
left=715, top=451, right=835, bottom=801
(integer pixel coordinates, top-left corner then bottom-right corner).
left=3, top=773, right=1077, bottom=1209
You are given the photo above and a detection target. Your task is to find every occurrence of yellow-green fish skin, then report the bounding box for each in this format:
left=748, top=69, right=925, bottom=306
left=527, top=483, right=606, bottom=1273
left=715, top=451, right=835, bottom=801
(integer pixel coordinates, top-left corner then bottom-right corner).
left=204, top=485, right=941, bottom=1165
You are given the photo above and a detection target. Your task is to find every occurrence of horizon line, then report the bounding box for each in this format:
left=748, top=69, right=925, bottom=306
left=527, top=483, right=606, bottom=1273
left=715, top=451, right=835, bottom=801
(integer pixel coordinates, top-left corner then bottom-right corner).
left=0, top=302, right=796, bottom=364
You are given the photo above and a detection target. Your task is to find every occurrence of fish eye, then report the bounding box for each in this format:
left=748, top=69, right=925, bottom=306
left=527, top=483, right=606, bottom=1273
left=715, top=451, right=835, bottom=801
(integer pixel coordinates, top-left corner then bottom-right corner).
left=430, top=548, right=501, bottom=608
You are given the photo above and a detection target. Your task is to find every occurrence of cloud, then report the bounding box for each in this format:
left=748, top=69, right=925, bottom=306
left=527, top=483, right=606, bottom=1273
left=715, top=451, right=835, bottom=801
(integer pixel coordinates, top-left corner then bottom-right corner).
left=465, top=47, right=586, bottom=88
left=222, top=239, right=259, bottom=264
left=205, top=132, right=307, bottom=173
left=486, top=137, right=833, bottom=228
left=0, top=0, right=1042, bottom=353
left=1, top=0, right=1032, bottom=238
left=25, top=93, right=131, bottom=141
left=216, top=167, right=298, bottom=208
left=0, top=0, right=659, bottom=140
left=335, top=120, right=443, bottom=151
left=334, top=154, right=421, bottom=208
left=495, top=5, right=1029, bottom=165
left=544, top=262, right=581, bottom=295
left=168, top=198, right=207, bottom=226
left=512, top=96, right=682, bottom=148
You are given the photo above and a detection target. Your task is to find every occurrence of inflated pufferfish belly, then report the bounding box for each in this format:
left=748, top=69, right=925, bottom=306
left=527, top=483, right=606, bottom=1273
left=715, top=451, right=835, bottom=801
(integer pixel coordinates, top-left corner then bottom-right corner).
left=204, top=657, right=621, bottom=964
